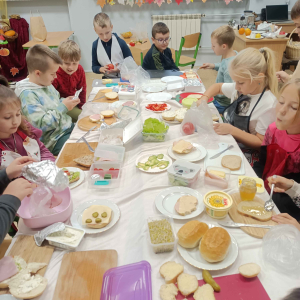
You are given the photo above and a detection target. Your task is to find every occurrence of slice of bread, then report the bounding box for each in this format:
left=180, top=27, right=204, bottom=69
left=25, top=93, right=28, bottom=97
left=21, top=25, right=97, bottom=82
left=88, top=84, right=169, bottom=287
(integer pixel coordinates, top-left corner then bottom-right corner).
left=162, top=111, right=176, bottom=121
left=187, top=94, right=202, bottom=100
left=89, top=114, right=103, bottom=122
left=193, top=284, right=215, bottom=300
left=212, top=114, right=219, bottom=122
left=177, top=273, right=198, bottom=296
left=73, top=154, right=94, bottom=168
left=101, top=110, right=115, bottom=118
left=27, top=262, right=47, bottom=274
left=175, top=108, right=187, bottom=122
left=174, top=195, right=198, bottom=216
left=159, top=283, right=178, bottom=300
left=239, top=263, right=261, bottom=278
left=172, top=140, right=194, bottom=154
left=159, top=261, right=184, bottom=284
left=221, top=155, right=242, bottom=171
left=105, top=92, right=118, bottom=100
left=69, top=171, right=80, bottom=184
left=237, top=201, right=272, bottom=221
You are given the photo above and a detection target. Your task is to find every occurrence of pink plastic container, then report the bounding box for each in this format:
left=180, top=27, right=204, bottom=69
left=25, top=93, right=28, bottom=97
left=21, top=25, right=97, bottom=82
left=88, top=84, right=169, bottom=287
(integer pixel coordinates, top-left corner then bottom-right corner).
left=17, top=188, right=72, bottom=229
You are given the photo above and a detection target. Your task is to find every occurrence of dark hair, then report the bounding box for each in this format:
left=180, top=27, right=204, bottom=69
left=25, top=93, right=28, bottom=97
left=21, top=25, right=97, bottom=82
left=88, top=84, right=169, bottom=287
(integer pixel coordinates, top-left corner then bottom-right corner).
left=291, top=0, right=300, bottom=20
left=152, top=22, right=169, bottom=38
left=0, top=75, right=9, bottom=87
left=283, top=288, right=300, bottom=300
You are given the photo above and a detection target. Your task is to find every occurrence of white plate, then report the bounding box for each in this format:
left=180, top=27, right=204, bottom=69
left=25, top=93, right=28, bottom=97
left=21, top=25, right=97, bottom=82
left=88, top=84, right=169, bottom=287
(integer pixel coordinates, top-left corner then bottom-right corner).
left=155, top=186, right=204, bottom=220
left=136, top=153, right=172, bottom=173
left=161, top=76, right=183, bottom=84
left=62, top=167, right=85, bottom=190
left=70, top=199, right=120, bottom=234
left=246, top=36, right=264, bottom=40
left=145, top=103, right=171, bottom=113
left=142, top=83, right=166, bottom=93
left=177, top=229, right=239, bottom=271
left=111, top=100, right=137, bottom=109
left=146, top=92, right=172, bottom=102
left=0, top=296, right=18, bottom=300
left=159, top=114, right=181, bottom=124
left=168, top=143, right=207, bottom=162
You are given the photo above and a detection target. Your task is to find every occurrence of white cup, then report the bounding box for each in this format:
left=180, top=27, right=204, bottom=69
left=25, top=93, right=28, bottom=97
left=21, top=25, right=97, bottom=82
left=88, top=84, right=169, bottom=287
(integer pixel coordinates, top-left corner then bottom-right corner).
left=250, top=32, right=256, bottom=39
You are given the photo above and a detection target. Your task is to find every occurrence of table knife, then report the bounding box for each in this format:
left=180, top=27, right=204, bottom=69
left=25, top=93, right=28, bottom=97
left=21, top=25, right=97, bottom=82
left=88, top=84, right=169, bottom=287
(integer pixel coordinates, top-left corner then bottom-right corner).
left=209, top=145, right=234, bottom=160
left=73, top=87, right=83, bottom=100
left=218, top=221, right=273, bottom=229
left=76, top=125, right=97, bottom=143
left=81, top=136, right=95, bottom=153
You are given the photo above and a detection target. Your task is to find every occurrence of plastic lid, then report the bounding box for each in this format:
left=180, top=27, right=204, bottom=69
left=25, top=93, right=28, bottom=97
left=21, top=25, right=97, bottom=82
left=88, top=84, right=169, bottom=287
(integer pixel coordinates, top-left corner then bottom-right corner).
left=167, top=159, right=201, bottom=179
left=123, top=118, right=142, bottom=144
left=204, top=191, right=233, bottom=210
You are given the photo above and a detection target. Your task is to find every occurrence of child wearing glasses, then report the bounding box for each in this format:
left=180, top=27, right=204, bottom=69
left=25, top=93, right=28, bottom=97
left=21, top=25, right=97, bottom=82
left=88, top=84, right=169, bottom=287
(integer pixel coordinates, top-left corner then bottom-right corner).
left=92, top=13, right=132, bottom=77
left=142, top=22, right=179, bottom=71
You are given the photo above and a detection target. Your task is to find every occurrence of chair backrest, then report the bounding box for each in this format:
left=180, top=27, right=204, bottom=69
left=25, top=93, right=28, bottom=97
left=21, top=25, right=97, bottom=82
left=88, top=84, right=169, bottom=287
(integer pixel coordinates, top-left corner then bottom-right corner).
left=183, top=32, right=201, bottom=49
left=140, top=49, right=149, bottom=65
left=130, top=46, right=143, bottom=65
left=170, top=48, right=176, bottom=61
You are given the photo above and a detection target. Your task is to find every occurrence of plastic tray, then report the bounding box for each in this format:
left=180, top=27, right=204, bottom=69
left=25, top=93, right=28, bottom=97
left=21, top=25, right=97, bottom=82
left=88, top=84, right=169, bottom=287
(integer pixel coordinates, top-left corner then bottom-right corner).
left=94, top=143, right=125, bottom=162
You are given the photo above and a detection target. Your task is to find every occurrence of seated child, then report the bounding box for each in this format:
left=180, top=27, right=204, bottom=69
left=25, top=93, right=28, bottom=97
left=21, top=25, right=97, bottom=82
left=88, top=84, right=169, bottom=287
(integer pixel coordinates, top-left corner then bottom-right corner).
left=92, top=12, right=132, bottom=76
left=198, top=47, right=278, bottom=166
left=253, top=79, right=300, bottom=219
left=200, top=25, right=237, bottom=114
left=142, top=22, right=179, bottom=71
left=0, top=156, right=35, bottom=244
left=52, top=40, right=86, bottom=122
left=15, top=44, right=80, bottom=156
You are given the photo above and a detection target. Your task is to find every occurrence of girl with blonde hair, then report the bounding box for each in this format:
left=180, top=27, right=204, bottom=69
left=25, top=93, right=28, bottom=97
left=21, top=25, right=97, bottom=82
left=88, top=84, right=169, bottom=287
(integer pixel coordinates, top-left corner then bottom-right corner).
left=198, top=47, right=278, bottom=165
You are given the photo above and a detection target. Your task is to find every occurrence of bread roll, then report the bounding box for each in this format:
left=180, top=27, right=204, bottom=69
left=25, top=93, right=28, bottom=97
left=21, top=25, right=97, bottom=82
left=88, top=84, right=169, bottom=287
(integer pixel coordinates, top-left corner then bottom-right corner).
left=239, top=263, right=261, bottom=278
left=101, top=110, right=115, bottom=118
left=199, top=227, right=231, bottom=262
left=177, top=273, right=198, bottom=296
left=177, top=221, right=209, bottom=248
left=105, top=92, right=118, bottom=100
left=193, top=284, right=215, bottom=300
left=159, top=283, right=178, bottom=300
left=162, top=111, right=176, bottom=121
left=159, top=261, right=184, bottom=284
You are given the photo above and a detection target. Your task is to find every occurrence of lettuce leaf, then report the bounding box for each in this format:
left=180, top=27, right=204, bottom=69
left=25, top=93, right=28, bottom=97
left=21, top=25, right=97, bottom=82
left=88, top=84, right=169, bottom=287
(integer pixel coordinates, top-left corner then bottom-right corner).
left=143, top=118, right=169, bottom=133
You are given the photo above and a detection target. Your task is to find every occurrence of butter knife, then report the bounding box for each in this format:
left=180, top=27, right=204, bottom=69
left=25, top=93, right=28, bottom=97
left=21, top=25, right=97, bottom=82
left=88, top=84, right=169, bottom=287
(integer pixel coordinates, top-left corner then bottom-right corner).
left=73, top=87, right=83, bottom=100
left=81, top=136, right=95, bottom=153
left=218, top=221, right=273, bottom=229
left=76, top=125, right=97, bottom=143
left=210, top=145, right=234, bottom=160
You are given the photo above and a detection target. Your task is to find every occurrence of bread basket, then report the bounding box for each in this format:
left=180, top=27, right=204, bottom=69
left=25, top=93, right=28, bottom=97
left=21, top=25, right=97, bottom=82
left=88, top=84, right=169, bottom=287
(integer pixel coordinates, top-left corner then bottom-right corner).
left=0, top=21, right=18, bottom=43
left=286, top=28, right=300, bottom=59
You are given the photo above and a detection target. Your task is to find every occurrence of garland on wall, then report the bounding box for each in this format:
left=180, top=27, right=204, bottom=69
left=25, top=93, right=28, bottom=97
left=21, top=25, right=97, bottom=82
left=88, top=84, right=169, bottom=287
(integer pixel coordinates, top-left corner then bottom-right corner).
left=97, top=0, right=241, bottom=8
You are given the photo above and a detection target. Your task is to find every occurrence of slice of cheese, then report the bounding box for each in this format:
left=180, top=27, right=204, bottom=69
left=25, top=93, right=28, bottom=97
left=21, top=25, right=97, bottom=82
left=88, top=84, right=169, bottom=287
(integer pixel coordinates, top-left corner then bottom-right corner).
left=209, top=170, right=226, bottom=179
left=172, top=140, right=194, bottom=154
left=82, top=205, right=112, bottom=229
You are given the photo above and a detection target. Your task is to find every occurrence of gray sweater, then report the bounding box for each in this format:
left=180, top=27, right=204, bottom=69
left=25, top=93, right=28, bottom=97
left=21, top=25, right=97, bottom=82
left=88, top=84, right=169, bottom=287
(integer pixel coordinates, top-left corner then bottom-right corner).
left=0, top=169, right=21, bottom=244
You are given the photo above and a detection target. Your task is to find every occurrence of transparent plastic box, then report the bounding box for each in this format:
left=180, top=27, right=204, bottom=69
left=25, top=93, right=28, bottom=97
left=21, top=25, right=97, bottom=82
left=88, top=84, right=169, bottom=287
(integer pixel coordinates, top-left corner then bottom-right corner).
left=204, top=166, right=231, bottom=189
left=94, top=143, right=125, bottom=162
left=142, top=126, right=169, bottom=142
left=146, top=215, right=176, bottom=254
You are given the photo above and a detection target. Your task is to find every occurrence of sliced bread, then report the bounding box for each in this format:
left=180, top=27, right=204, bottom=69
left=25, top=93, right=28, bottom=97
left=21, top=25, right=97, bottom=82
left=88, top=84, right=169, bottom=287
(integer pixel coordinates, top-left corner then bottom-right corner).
left=221, top=155, right=242, bottom=171
left=187, top=94, right=202, bottom=99
left=101, top=110, right=115, bottom=118
left=73, top=154, right=94, bottom=168
left=159, top=261, right=184, bottom=284
left=105, top=92, right=118, bottom=100
left=172, top=140, right=194, bottom=154
left=175, top=108, right=187, bottom=122
left=89, top=114, right=103, bottom=122
left=175, top=195, right=198, bottom=216
left=177, top=273, right=198, bottom=296
left=239, top=263, right=261, bottom=278
left=237, top=201, right=272, bottom=221
left=162, top=111, right=176, bottom=121
left=193, top=284, right=215, bottom=300
left=159, top=283, right=178, bottom=300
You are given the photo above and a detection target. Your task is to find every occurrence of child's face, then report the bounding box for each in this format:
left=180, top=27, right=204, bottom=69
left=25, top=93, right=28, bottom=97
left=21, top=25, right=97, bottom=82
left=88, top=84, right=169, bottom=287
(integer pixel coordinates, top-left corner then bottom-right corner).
left=276, top=84, right=300, bottom=133
left=0, top=104, right=21, bottom=138
left=61, top=60, right=80, bottom=75
left=232, top=73, right=263, bottom=95
left=152, top=32, right=170, bottom=52
left=211, top=37, right=226, bottom=56
left=34, top=59, right=59, bottom=86
left=293, top=17, right=300, bottom=38
left=94, top=24, right=113, bottom=43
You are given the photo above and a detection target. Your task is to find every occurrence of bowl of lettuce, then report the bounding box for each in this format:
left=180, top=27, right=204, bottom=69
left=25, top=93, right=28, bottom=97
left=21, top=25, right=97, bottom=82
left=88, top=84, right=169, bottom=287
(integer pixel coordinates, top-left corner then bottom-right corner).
left=142, top=118, right=169, bottom=142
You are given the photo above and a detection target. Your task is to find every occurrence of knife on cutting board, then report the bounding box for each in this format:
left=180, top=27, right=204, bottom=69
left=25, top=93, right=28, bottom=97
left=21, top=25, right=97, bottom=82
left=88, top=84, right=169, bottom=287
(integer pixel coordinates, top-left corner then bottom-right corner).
left=218, top=221, right=273, bottom=229
left=210, top=145, right=233, bottom=160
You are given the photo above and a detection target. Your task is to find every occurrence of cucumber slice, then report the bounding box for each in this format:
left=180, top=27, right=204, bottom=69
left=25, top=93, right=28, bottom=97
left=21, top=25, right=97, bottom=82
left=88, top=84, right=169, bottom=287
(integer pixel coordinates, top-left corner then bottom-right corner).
left=157, top=154, right=164, bottom=159
left=138, top=162, right=145, bottom=167
left=144, top=166, right=150, bottom=171
left=149, top=155, right=157, bottom=160
left=159, top=165, right=167, bottom=169
left=145, top=162, right=151, bottom=166
left=151, top=164, right=158, bottom=169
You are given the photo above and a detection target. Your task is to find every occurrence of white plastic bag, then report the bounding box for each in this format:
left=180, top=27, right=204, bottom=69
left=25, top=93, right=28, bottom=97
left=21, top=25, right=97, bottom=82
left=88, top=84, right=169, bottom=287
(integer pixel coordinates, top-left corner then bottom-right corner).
left=262, top=224, right=300, bottom=275
left=29, top=187, right=54, bottom=217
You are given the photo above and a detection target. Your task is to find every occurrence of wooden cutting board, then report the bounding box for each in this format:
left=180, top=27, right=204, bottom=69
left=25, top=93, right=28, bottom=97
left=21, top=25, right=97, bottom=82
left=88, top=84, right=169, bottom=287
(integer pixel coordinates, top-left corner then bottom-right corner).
left=77, top=116, right=117, bottom=131
left=92, top=89, right=119, bottom=103
left=56, top=142, right=98, bottom=170
left=229, top=193, right=277, bottom=239
left=52, top=250, right=118, bottom=300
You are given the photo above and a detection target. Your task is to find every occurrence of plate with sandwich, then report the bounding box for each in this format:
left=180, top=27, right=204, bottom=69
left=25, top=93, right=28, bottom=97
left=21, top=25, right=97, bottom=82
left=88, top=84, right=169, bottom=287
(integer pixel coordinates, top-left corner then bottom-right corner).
left=168, top=140, right=207, bottom=162
left=155, top=187, right=204, bottom=220
left=62, top=167, right=85, bottom=189
left=161, top=108, right=188, bottom=124
left=71, top=199, right=120, bottom=234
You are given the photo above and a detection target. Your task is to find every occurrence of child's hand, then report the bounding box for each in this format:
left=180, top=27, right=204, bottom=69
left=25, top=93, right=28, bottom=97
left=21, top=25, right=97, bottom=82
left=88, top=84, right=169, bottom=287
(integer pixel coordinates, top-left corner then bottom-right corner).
left=3, top=178, right=34, bottom=201
left=6, top=156, right=36, bottom=180
left=213, top=123, right=233, bottom=135
left=276, top=71, right=290, bottom=83
left=199, top=63, right=215, bottom=70
left=107, top=68, right=120, bottom=74
left=267, top=175, right=294, bottom=193
left=63, top=96, right=80, bottom=111
left=196, top=95, right=209, bottom=106
left=272, top=213, right=300, bottom=231
left=100, top=66, right=109, bottom=73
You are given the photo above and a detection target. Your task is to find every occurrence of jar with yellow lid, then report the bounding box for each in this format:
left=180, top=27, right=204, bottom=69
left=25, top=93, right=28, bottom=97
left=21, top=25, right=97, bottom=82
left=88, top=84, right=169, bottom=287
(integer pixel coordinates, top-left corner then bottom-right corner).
left=239, top=177, right=257, bottom=201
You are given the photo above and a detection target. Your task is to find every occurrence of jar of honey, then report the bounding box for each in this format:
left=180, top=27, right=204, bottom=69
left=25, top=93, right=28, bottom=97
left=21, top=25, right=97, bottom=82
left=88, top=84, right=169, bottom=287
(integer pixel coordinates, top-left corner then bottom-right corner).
left=239, top=178, right=257, bottom=201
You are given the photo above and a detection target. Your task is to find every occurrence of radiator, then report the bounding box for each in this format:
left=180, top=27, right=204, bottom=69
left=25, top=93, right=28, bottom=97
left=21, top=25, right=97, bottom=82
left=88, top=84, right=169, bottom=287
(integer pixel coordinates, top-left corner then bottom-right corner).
left=152, top=14, right=202, bottom=51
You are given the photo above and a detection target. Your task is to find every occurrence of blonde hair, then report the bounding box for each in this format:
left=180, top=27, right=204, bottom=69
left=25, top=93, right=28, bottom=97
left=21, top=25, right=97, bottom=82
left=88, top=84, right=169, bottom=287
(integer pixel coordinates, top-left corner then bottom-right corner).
left=93, top=13, right=112, bottom=28
left=279, top=78, right=300, bottom=109
left=58, top=40, right=81, bottom=62
left=229, top=47, right=278, bottom=96
left=211, top=25, right=235, bottom=48
left=26, top=44, right=62, bottom=73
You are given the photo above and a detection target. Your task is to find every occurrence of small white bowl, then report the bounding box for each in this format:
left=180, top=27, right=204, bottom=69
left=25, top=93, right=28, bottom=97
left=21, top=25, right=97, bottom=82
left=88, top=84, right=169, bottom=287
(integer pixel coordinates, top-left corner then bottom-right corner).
left=276, top=33, right=288, bottom=39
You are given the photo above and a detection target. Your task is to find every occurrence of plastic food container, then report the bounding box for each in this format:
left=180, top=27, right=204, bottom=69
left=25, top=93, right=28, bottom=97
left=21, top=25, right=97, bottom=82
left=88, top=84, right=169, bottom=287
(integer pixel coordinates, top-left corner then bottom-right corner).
left=182, top=97, right=198, bottom=109
left=46, top=225, right=85, bottom=250
left=142, top=128, right=169, bottom=142
left=146, top=215, right=176, bottom=254
left=203, top=191, right=233, bottom=219
left=168, top=160, right=201, bottom=188
left=94, top=143, right=125, bottom=162
left=204, top=166, right=231, bottom=189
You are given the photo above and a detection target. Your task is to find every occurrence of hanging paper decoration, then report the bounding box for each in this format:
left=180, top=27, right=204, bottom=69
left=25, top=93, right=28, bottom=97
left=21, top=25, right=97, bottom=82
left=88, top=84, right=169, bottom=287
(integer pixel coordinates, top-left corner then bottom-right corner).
left=10, top=67, right=19, bottom=77
left=186, top=0, right=190, bottom=3
left=97, top=0, right=106, bottom=8
left=127, top=0, right=134, bottom=6
left=108, top=0, right=116, bottom=5
left=167, top=0, right=172, bottom=3
left=176, top=0, right=182, bottom=5
left=136, top=0, right=144, bottom=7
left=202, top=0, right=207, bottom=2
left=155, top=0, right=164, bottom=7
left=145, top=0, right=154, bottom=3
left=118, top=0, right=125, bottom=4
left=236, top=0, right=242, bottom=2
left=224, top=0, right=233, bottom=4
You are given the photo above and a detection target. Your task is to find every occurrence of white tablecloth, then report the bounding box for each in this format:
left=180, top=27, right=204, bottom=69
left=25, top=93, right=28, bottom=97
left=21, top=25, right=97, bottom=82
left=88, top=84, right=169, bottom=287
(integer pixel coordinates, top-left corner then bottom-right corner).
left=7, top=84, right=300, bottom=300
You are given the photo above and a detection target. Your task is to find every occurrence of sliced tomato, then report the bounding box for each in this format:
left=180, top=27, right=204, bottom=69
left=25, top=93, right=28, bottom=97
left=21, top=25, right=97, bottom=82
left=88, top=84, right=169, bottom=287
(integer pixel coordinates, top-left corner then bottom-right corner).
left=146, top=103, right=168, bottom=111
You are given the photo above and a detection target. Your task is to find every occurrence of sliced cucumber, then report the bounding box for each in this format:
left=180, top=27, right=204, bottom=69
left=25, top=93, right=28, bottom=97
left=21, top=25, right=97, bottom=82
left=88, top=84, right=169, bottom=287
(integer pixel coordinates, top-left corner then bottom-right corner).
left=157, top=154, right=164, bottom=159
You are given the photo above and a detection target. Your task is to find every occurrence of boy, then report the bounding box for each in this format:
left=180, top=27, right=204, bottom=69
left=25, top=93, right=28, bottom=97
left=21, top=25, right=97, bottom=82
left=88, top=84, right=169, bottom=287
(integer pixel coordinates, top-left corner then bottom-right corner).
left=142, top=22, right=179, bottom=71
left=200, top=25, right=237, bottom=114
left=92, top=13, right=132, bottom=76
left=15, top=44, right=80, bottom=156
left=52, top=40, right=86, bottom=122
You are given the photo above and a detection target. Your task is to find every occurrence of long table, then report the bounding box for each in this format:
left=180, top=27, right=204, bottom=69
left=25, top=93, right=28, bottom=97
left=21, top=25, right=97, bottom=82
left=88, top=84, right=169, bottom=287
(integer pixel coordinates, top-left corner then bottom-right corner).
left=7, top=81, right=300, bottom=300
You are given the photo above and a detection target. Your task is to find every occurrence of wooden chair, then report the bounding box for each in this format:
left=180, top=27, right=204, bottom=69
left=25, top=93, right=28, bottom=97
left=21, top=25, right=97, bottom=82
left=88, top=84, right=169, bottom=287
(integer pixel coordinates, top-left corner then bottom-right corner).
left=176, top=32, right=202, bottom=68
left=130, top=46, right=143, bottom=66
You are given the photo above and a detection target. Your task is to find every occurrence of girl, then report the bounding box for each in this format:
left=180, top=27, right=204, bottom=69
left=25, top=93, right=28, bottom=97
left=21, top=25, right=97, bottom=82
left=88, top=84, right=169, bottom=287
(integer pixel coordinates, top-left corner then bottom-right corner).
left=198, top=47, right=278, bottom=165
left=254, top=79, right=300, bottom=219
left=0, top=79, right=55, bottom=168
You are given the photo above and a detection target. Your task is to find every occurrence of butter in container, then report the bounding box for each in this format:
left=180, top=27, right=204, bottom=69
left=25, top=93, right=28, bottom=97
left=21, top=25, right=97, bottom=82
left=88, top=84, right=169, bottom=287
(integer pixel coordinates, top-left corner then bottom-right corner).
left=168, top=160, right=201, bottom=188
left=204, top=166, right=231, bottom=189
left=203, top=191, right=233, bottom=219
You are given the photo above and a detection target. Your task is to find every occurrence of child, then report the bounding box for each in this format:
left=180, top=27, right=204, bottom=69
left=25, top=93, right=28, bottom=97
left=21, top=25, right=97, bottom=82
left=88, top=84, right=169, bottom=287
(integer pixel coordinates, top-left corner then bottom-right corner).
left=283, top=289, right=300, bottom=300
left=200, top=25, right=237, bottom=114
left=15, top=44, right=80, bottom=156
left=198, top=47, right=277, bottom=165
left=0, top=156, right=35, bottom=244
left=253, top=79, right=300, bottom=219
left=142, top=22, right=179, bottom=71
left=52, top=40, right=86, bottom=122
left=92, top=13, right=132, bottom=76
